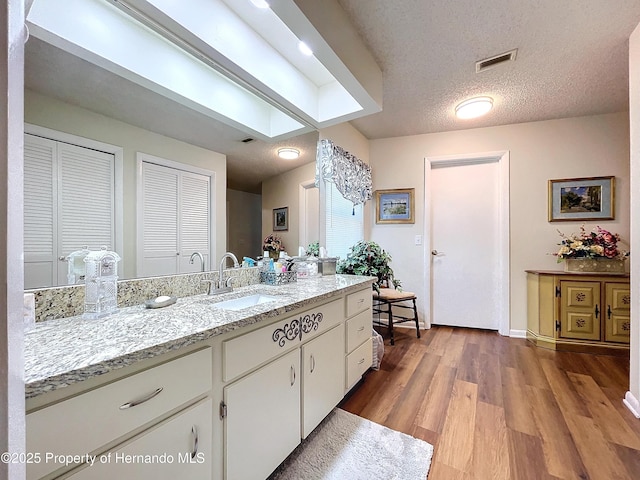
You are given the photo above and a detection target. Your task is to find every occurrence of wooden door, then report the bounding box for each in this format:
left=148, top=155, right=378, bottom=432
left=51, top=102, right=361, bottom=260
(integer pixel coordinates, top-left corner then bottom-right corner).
left=560, top=281, right=601, bottom=341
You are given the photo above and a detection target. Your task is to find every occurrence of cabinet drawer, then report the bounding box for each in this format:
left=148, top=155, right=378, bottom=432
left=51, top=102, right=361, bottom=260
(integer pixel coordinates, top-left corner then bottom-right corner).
left=345, top=337, right=372, bottom=390
left=223, top=299, right=342, bottom=382
left=67, top=399, right=212, bottom=479
left=27, top=348, right=212, bottom=480
left=346, top=309, right=372, bottom=353
left=346, top=289, right=371, bottom=317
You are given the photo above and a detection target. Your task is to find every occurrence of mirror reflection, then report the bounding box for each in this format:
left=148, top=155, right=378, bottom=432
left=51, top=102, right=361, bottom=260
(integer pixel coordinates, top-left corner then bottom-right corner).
left=24, top=37, right=319, bottom=289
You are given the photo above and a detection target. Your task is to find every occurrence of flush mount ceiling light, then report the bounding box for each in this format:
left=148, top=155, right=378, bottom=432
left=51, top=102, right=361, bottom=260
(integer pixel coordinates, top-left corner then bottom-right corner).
left=277, top=148, right=300, bottom=160
left=455, top=96, right=494, bottom=119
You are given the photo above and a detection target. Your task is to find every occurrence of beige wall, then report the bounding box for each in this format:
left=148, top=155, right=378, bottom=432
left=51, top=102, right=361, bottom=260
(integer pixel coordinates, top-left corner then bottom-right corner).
left=261, top=123, right=372, bottom=257
left=227, top=188, right=262, bottom=260
left=628, top=23, right=640, bottom=414
left=24, top=90, right=227, bottom=279
left=261, top=161, right=316, bottom=255
left=369, top=112, right=630, bottom=333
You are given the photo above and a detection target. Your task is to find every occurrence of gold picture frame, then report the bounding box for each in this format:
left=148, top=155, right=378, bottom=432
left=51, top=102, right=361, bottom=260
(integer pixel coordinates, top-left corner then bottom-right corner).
left=548, top=176, right=615, bottom=222
left=375, top=188, right=415, bottom=224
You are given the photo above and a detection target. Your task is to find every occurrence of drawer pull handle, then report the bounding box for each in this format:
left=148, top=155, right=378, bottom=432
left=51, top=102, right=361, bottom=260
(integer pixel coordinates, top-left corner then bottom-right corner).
left=358, top=358, right=365, bottom=365
left=310, top=355, right=316, bottom=374
left=191, top=425, right=199, bottom=459
left=119, top=387, right=164, bottom=410
left=290, top=365, right=296, bottom=386
left=357, top=298, right=364, bottom=304
left=357, top=326, right=365, bottom=332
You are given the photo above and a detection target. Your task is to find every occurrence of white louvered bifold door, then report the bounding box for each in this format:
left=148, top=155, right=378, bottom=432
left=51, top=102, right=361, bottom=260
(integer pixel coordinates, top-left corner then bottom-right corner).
left=24, top=134, right=116, bottom=288
left=179, top=171, right=210, bottom=273
left=141, top=162, right=180, bottom=277
left=24, top=134, right=57, bottom=289
left=58, top=143, right=115, bottom=285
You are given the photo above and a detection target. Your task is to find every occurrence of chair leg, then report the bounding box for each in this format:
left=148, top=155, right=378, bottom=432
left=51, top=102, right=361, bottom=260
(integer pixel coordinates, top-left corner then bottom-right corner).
left=413, top=298, right=420, bottom=338
left=387, top=301, right=394, bottom=345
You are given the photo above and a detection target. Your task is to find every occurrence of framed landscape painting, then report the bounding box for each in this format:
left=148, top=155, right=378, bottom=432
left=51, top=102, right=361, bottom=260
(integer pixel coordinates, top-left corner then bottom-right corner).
left=375, top=188, right=415, bottom=224
left=548, top=176, right=615, bottom=222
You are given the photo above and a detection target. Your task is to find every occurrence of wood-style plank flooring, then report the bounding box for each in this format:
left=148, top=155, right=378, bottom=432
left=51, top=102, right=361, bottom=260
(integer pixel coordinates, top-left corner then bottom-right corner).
left=339, top=325, right=640, bottom=479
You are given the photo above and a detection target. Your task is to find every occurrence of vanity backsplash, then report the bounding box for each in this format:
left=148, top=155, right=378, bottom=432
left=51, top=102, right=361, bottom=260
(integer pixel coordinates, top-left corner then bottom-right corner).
left=26, top=267, right=261, bottom=323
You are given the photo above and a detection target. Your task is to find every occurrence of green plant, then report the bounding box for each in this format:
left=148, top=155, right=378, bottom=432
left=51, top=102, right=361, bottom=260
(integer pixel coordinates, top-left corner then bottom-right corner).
left=337, top=240, right=401, bottom=292
left=306, top=241, right=320, bottom=256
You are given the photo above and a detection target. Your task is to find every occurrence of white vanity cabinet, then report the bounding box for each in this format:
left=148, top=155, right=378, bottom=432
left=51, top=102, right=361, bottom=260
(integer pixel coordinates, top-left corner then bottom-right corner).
left=26, top=347, right=212, bottom=480
left=301, top=324, right=345, bottom=438
left=219, top=293, right=361, bottom=480
left=66, top=399, right=212, bottom=479
left=345, top=289, right=373, bottom=391
left=224, top=349, right=301, bottom=480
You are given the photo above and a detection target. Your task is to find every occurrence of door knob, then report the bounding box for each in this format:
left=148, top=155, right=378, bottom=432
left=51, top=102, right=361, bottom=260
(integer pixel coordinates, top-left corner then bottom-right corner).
left=431, top=250, right=440, bottom=256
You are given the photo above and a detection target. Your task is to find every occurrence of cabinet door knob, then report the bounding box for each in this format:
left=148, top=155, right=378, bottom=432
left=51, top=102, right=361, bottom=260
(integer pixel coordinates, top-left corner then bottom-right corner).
left=119, top=387, right=163, bottom=410
left=607, top=305, right=612, bottom=319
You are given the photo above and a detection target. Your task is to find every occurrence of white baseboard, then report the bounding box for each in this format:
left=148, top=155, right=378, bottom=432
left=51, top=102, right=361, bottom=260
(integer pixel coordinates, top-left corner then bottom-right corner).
left=509, top=329, right=527, bottom=338
left=624, top=391, right=640, bottom=418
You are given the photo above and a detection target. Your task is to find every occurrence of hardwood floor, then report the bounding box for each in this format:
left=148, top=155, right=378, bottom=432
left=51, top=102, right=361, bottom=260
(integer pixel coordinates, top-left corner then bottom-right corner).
left=339, top=325, right=640, bottom=480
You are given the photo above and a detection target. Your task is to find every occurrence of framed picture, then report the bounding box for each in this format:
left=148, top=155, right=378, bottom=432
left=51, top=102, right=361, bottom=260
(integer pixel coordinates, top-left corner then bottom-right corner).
left=548, top=176, right=615, bottom=222
left=375, top=188, right=415, bottom=224
left=273, top=206, right=289, bottom=231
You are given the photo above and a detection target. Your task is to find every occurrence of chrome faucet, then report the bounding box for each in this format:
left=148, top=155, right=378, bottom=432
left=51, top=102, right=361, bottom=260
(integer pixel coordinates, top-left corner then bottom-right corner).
left=189, top=252, right=205, bottom=272
left=203, top=252, right=240, bottom=295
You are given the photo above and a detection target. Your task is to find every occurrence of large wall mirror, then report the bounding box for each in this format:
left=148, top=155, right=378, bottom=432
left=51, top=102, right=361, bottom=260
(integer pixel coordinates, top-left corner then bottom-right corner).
left=24, top=37, right=319, bottom=289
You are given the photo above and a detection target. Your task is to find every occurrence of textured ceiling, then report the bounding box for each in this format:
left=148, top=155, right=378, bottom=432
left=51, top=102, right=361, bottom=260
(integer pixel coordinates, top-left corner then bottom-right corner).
left=24, top=1, right=640, bottom=193
left=337, top=0, right=640, bottom=138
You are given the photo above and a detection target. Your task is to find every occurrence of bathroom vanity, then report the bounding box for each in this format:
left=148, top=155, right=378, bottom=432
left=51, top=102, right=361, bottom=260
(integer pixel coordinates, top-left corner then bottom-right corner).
left=24, top=275, right=374, bottom=480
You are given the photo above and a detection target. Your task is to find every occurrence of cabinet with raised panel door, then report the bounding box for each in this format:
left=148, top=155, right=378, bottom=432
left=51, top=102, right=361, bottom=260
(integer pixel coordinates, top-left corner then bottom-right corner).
left=526, top=270, right=630, bottom=354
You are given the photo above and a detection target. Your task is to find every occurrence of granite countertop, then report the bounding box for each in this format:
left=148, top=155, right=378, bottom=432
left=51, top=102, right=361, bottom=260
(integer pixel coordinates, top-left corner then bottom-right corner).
left=25, top=275, right=374, bottom=399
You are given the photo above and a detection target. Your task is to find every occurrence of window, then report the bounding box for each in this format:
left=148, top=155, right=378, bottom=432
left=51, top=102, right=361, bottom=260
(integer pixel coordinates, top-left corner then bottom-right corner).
left=324, top=182, right=364, bottom=259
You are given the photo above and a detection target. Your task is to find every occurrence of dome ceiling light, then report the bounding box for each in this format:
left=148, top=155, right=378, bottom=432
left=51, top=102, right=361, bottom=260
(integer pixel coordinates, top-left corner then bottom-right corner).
left=455, top=96, right=494, bottom=119
left=278, top=148, right=300, bottom=160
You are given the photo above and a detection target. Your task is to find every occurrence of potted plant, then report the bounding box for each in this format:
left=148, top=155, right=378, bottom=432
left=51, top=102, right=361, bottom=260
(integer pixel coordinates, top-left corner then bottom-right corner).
left=337, top=240, right=401, bottom=292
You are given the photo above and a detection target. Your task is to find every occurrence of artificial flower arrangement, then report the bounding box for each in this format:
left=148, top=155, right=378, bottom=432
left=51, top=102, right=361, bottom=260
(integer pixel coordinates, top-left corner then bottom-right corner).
left=263, top=233, right=285, bottom=253
left=554, top=225, right=628, bottom=262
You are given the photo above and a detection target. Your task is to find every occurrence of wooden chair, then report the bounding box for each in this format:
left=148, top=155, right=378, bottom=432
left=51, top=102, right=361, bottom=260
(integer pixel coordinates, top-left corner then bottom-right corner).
left=372, top=287, right=420, bottom=345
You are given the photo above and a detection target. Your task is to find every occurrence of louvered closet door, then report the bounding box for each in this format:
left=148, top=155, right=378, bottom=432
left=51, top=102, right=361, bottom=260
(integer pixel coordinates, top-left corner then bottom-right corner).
left=179, top=171, right=210, bottom=272
left=58, top=143, right=115, bottom=285
left=141, top=162, right=180, bottom=277
left=24, top=135, right=115, bottom=288
left=24, top=134, right=57, bottom=288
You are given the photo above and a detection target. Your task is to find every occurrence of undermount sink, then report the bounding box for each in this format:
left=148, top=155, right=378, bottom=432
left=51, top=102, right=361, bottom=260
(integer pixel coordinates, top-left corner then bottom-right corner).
left=215, top=294, right=279, bottom=311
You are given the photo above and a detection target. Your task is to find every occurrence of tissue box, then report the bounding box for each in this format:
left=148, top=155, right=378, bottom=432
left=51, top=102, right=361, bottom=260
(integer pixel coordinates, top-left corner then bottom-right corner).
left=318, top=258, right=337, bottom=275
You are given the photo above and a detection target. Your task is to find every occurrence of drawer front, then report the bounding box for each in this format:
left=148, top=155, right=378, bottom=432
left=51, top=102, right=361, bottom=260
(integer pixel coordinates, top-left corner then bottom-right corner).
left=27, top=348, right=212, bottom=480
left=223, top=299, right=342, bottom=382
left=346, top=308, right=372, bottom=353
left=346, top=288, right=371, bottom=318
left=67, top=399, right=212, bottom=480
left=345, top=337, right=372, bottom=391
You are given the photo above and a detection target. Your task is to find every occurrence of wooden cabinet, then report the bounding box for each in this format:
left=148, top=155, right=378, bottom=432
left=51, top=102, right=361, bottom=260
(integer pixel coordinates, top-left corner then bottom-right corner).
left=526, top=270, right=630, bottom=354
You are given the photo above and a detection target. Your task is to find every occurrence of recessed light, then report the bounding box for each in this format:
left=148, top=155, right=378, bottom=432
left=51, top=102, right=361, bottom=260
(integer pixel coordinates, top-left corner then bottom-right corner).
left=249, top=0, right=270, bottom=8
left=278, top=148, right=300, bottom=160
left=455, top=96, right=494, bottom=119
left=298, top=41, right=313, bottom=56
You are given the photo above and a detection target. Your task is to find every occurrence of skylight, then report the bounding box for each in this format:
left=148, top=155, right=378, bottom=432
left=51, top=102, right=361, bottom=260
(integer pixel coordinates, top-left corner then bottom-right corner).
left=26, top=0, right=382, bottom=140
